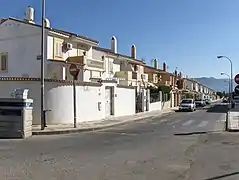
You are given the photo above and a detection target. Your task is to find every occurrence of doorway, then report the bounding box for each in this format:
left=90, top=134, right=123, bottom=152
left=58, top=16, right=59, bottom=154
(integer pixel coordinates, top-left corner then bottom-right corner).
left=105, top=87, right=113, bottom=117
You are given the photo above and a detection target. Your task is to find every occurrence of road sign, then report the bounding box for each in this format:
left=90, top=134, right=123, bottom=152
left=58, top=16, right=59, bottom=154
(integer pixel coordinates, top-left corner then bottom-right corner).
left=235, top=74, right=239, bottom=84
left=234, top=85, right=239, bottom=95
left=69, top=64, right=79, bottom=77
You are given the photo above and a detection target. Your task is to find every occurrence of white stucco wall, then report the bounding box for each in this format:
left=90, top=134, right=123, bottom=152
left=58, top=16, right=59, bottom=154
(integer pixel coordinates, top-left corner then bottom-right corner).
left=149, top=102, right=162, bottom=111
left=0, top=20, right=45, bottom=77
left=46, top=84, right=105, bottom=124
left=0, top=80, right=104, bottom=124
left=114, top=87, right=135, bottom=116
left=0, top=80, right=137, bottom=125
left=161, top=101, right=171, bottom=110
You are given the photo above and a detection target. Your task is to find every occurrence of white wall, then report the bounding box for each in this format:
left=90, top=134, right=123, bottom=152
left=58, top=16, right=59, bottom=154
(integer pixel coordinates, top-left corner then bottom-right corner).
left=0, top=80, right=137, bottom=125
left=0, top=20, right=45, bottom=77
left=46, top=84, right=105, bottom=124
left=161, top=101, right=171, bottom=110
left=149, top=102, right=162, bottom=111
left=114, top=87, right=135, bottom=116
left=0, top=80, right=104, bottom=125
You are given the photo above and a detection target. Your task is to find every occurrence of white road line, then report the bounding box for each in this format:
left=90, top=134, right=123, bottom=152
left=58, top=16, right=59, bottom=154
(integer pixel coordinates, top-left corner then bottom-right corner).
left=217, top=119, right=226, bottom=122
left=168, top=119, right=184, bottom=125
left=182, top=120, right=195, bottom=126
left=197, top=121, right=209, bottom=128
left=160, top=118, right=168, bottom=122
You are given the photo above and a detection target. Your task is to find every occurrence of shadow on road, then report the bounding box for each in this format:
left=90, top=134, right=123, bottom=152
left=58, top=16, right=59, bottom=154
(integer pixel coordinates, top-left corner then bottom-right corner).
left=206, top=104, right=228, bottom=113
left=204, top=172, right=239, bottom=180
left=174, top=131, right=208, bottom=136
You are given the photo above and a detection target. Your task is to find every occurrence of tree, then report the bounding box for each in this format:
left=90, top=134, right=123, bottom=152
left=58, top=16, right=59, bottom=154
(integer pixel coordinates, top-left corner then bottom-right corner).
left=216, top=91, right=224, bottom=98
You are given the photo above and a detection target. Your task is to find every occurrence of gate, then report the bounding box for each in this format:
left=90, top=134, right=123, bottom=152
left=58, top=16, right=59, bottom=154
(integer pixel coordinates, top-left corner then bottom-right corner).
left=136, top=90, right=143, bottom=113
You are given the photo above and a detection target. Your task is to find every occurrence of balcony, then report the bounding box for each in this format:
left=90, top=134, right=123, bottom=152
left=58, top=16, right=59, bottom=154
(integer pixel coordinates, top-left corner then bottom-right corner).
left=66, top=56, right=104, bottom=71
left=114, top=71, right=133, bottom=80
left=114, top=71, right=147, bottom=87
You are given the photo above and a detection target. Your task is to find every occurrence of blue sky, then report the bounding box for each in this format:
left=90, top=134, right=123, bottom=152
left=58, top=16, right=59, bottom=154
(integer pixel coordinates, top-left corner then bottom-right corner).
left=1, top=0, right=239, bottom=78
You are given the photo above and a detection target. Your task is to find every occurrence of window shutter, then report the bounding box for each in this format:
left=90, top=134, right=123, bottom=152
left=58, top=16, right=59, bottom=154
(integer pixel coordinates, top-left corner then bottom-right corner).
left=1, top=53, right=7, bottom=70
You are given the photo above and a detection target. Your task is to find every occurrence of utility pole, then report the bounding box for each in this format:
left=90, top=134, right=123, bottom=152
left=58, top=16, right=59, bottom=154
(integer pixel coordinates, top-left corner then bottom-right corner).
left=40, top=0, right=45, bottom=130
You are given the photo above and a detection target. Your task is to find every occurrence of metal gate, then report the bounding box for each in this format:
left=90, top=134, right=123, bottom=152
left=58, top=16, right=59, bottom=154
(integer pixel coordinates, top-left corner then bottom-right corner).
left=105, top=87, right=113, bottom=117
left=135, top=88, right=144, bottom=113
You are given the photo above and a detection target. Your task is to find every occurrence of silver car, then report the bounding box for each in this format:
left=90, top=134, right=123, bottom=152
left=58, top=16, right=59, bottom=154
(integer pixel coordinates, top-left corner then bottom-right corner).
left=179, top=99, right=196, bottom=112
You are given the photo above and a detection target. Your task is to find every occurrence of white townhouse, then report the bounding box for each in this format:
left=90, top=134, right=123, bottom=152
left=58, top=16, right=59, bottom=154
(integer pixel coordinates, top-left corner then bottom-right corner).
left=0, top=6, right=148, bottom=88
left=0, top=6, right=106, bottom=82
left=0, top=6, right=148, bottom=125
left=92, top=36, right=148, bottom=88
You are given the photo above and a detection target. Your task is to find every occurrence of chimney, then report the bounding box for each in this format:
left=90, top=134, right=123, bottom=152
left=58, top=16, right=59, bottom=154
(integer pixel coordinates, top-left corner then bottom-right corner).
left=111, top=36, right=117, bottom=53
left=25, top=6, right=35, bottom=23
left=131, top=44, right=136, bottom=59
left=154, top=59, right=158, bottom=69
left=163, top=62, right=166, bottom=72
left=179, top=72, right=182, bottom=79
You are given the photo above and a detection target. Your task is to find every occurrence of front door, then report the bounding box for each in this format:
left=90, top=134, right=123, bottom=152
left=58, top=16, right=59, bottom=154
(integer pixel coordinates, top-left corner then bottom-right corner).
left=105, top=87, right=112, bottom=117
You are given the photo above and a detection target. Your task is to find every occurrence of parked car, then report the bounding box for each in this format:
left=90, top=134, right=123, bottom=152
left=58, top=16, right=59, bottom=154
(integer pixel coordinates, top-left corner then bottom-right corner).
left=222, top=98, right=228, bottom=103
left=195, top=99, right=206, bottom=107
left=179, top=99, right=196, bottom=112
left=205, top=99, right=211, bottom=105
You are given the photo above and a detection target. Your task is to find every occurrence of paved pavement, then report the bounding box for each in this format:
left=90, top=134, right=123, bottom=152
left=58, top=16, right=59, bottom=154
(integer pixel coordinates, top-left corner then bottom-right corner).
left=32, top=107, right=177, bottom=135
left=0, top=103, right=234, bottom=180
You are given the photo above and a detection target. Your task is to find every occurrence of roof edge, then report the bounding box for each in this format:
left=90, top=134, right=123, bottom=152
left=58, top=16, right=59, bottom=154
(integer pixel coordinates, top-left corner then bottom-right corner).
left=7, top=17, right=99, bottom=44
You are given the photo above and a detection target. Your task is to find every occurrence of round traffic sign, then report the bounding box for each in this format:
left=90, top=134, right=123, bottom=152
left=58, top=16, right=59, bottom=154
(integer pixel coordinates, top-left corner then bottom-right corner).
left=235, top=74, right=239, bottom=84
left=235, top=85, right=239, bottom=95
left=69, top=64, right=79, bottom=77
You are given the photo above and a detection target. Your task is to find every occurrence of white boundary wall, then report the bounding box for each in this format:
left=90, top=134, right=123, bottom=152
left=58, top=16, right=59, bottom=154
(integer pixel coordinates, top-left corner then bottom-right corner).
left=0, top=79, right=136, bottom=125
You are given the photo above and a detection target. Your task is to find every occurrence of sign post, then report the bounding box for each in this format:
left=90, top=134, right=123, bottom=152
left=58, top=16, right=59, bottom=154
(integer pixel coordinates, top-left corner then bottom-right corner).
left=69, top=64, right=80, bottom=128
left=234, top=85, right=239, bottom=95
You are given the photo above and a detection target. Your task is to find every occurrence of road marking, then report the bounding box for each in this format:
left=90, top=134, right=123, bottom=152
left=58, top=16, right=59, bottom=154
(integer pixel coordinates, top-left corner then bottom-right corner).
left=160, top=118, right=168, bottom=122
left=217, top=119, right=226, bottom=122
left=151, top=118, right=169, bottom=125
left=168, top=119, right=184, bottom=125
left=182, top=120, right=195, bottom=126
left=94, top=131, right=138, bottom=136
left=197, top=121, right=209, bottom=128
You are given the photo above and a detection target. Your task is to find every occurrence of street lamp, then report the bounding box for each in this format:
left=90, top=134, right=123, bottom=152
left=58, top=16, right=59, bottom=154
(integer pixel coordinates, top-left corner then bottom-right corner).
left=40, top=0, right=46, bottom=130
left=217, top=56, right=233, bottom=106
left=221, top=72, right=230, bottom=97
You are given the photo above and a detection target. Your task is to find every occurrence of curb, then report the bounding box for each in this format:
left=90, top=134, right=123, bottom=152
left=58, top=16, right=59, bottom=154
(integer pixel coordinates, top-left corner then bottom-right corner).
left=32, top=111, right=175, bottom=136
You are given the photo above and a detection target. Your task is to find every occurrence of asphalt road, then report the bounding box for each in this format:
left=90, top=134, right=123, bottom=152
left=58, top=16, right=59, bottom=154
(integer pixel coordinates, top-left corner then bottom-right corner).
left=0, top=103, right=229, bottom=180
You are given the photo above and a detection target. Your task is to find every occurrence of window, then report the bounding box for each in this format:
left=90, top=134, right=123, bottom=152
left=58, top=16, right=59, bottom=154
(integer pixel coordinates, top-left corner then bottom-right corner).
left=108, top=60, right=113, bottom=73
left=0, top=52, right=8, bottom=71
left=55, top=42, right=63, bottom=57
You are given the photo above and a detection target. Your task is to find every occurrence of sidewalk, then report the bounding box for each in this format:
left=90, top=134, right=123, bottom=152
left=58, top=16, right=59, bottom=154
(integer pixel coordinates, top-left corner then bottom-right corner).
left=32, top=107, right=177, bottom=135
left=227, top=104, right=239, bottom=131
left=188, top=132, right=239, bottom=180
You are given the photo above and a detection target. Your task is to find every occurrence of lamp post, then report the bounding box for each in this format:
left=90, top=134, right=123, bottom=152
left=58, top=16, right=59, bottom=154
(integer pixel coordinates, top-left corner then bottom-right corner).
left=217, top=56, right=233, bottom=107
left=221, top=72, right=230, bottom=98
left=40, top=0, right=45, bottom=130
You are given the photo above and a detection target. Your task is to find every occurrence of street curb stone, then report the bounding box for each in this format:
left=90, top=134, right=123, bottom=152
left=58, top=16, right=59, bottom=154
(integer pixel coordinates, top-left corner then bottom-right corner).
left=32, top=111, right=175, bottom=136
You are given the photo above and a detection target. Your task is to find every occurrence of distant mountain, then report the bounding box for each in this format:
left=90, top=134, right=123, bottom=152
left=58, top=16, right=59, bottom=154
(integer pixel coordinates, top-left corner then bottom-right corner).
left=194, top=77, right=236, bottom=92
